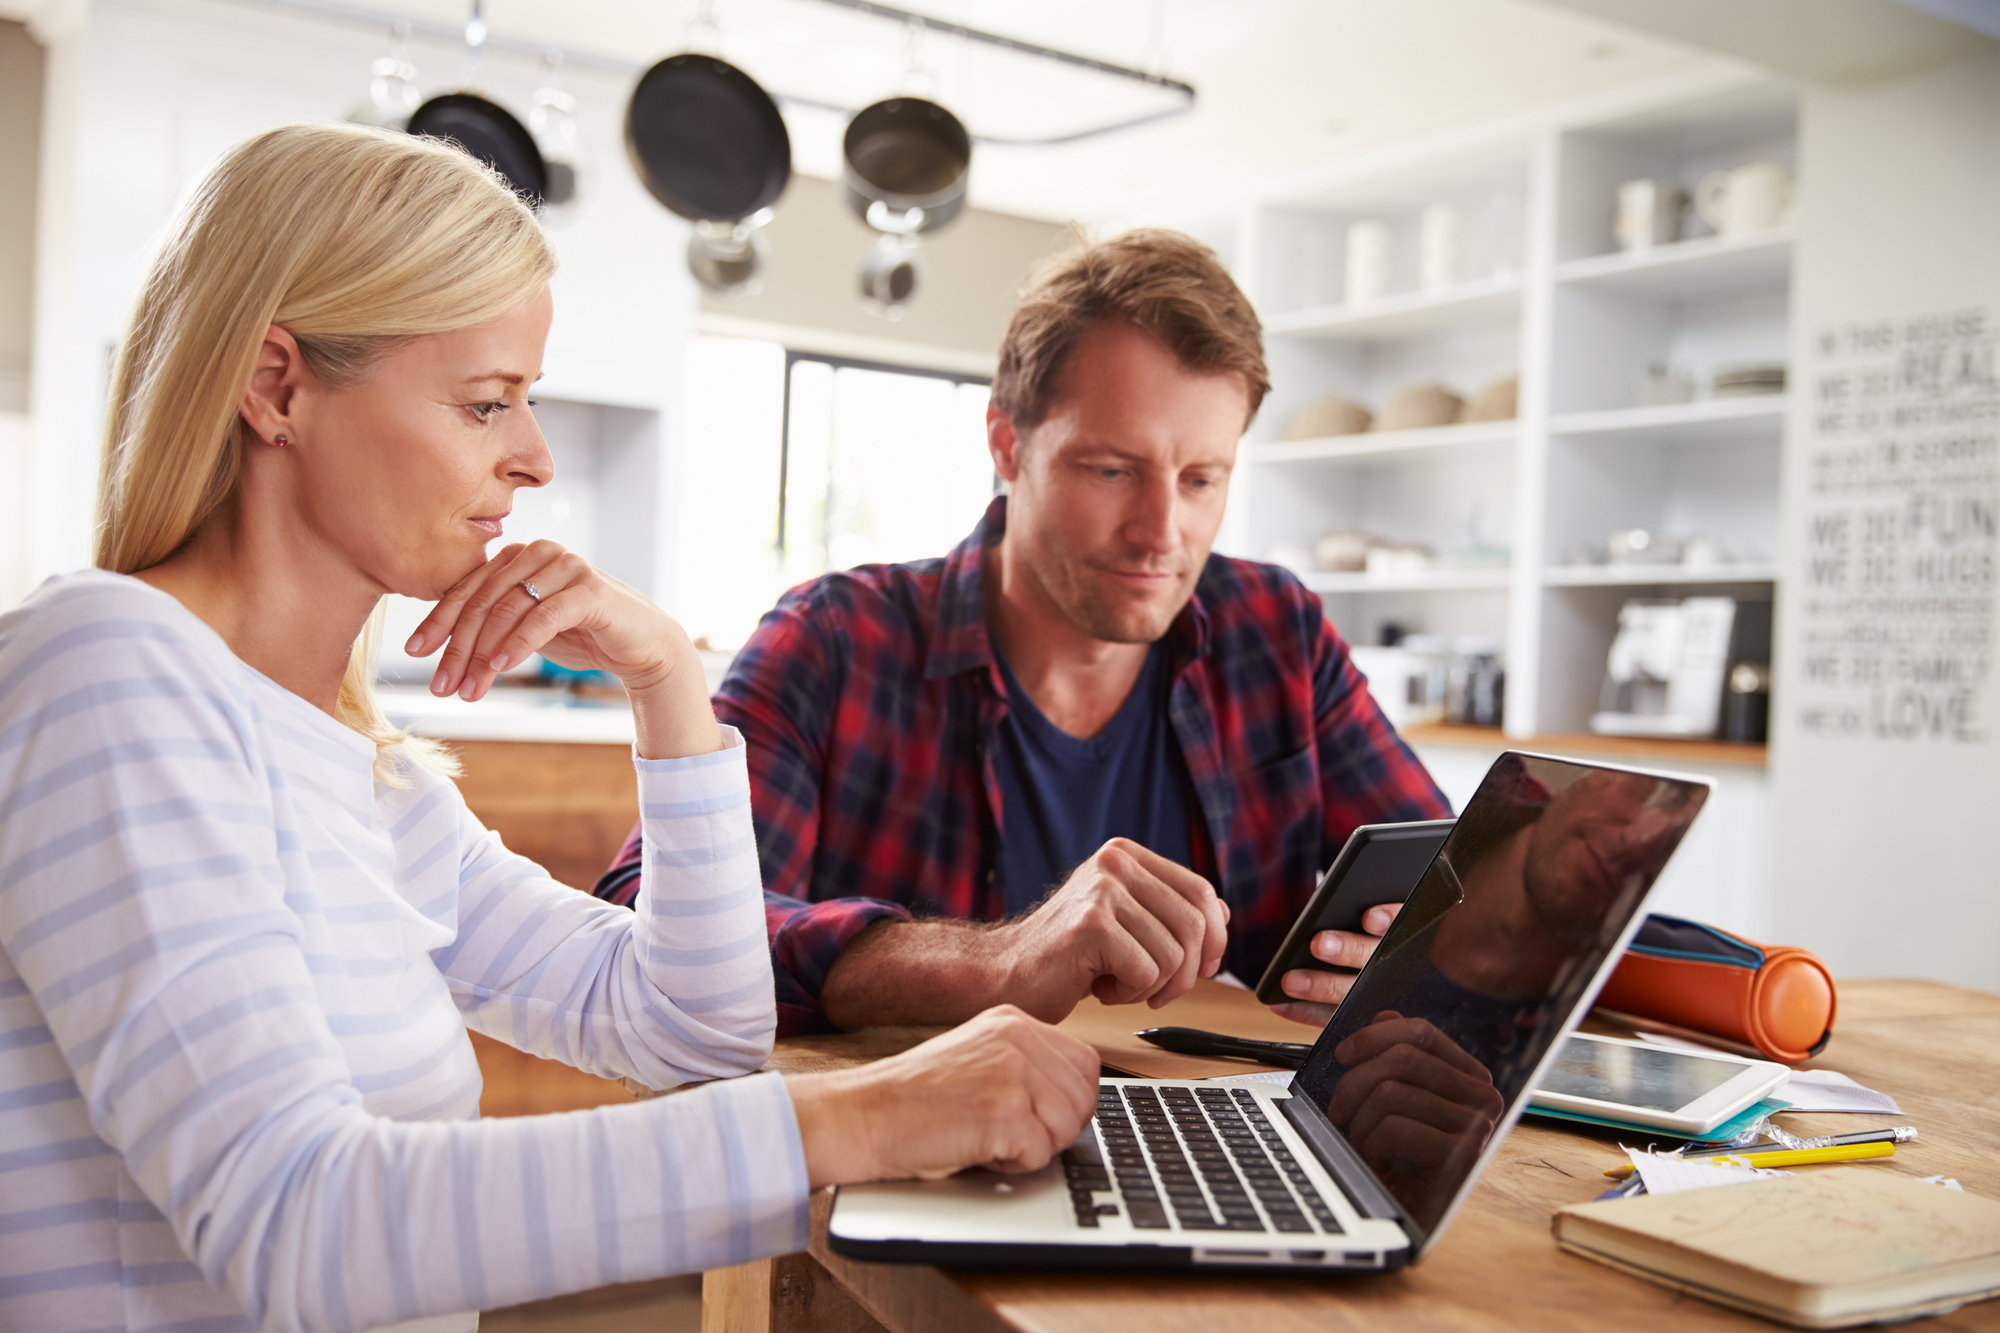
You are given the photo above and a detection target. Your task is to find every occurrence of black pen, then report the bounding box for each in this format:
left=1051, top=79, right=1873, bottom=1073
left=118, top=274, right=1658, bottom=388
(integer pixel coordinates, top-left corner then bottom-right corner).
left=1134, top=1027, right=1314, bottom=1070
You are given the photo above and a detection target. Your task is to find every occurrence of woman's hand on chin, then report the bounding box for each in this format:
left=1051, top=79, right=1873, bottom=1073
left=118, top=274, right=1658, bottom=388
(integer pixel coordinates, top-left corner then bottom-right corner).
left=405, top=540, right=723, bottom=759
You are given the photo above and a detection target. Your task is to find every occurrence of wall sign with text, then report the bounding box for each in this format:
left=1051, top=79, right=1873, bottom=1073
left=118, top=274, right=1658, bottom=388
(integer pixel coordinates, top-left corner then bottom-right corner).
left=1796, top=306, right=1998, bottom=743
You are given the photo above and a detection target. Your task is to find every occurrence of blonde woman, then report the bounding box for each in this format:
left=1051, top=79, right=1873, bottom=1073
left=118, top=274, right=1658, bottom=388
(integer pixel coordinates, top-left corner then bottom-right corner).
left=0, top=124, right=1097, bottom=1333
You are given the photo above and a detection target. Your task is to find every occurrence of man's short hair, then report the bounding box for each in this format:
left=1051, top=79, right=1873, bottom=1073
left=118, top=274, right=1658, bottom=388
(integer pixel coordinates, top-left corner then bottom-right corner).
left=992, top=228, right=1270, bottom=433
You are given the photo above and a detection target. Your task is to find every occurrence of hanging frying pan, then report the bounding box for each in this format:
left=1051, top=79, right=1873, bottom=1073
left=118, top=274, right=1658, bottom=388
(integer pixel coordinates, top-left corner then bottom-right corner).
left=408, top=92, right=548, bottom=205
left=625, top=54, right=791, bottom=223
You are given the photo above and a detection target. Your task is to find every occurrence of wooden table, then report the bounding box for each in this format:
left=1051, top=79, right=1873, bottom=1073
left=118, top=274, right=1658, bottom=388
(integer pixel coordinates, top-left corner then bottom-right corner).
left=703, top=978, right=2000, bottom=1333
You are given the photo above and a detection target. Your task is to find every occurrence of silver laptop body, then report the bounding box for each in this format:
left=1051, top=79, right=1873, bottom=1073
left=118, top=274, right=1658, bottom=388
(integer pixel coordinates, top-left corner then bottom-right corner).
left=828, top=751, right=1712, bottom=1273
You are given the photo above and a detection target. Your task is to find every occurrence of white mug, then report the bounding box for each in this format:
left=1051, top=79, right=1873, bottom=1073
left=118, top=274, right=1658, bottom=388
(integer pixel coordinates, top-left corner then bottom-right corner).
left=1345, top=220, right=1391, bottom=303
left=1696, top=161, right=1793, bottom=236
left=1614, top=178, right=1682, bottom=251
left=1418, top=205, right=1460, bottom=291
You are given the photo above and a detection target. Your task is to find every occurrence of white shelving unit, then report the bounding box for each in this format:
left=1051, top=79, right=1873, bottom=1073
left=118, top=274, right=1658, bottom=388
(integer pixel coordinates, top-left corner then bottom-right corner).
left=1542, top=563, right=1782, bottom=587
left=1249, top=419, right=1515, bottom=464
left=1300, top=568, right=1514, bottom=594
left=1553, top=228, right=1793, bottom=300
left=1550, top=393, right=1787, bottom=439
left=1262, top=276, right=1525, bottom=342
left=1169, top=71, right=1796, bottom=744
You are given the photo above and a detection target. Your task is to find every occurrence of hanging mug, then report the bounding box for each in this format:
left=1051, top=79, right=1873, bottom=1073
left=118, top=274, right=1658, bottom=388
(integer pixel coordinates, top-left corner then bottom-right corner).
left=1696, top=161, right=1793, bottom=236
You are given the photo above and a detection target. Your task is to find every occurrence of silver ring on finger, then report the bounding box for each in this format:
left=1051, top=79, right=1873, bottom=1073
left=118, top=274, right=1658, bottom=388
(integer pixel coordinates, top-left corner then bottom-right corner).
left=519, top=581, right=543, bottom=602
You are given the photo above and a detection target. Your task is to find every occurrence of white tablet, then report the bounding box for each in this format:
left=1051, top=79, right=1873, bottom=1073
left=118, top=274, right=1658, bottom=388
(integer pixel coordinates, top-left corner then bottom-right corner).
left=1529, top=1033, right=1790, bottom=1134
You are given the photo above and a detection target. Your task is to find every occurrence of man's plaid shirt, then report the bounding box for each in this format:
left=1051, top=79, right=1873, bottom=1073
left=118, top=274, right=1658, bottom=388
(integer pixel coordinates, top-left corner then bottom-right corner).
left=595, top=497, right=1451, bottom=1034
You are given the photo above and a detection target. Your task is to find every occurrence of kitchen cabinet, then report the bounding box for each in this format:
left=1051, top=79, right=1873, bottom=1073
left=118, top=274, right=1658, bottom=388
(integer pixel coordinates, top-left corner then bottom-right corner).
left=448, top=737, right=637, bottom=895
left=448, top=735, right=640, bottom=1119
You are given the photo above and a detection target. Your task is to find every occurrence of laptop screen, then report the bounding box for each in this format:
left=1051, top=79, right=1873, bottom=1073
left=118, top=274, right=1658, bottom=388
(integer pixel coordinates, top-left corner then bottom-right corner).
left=1290, top=752, right=1708, bottom=1245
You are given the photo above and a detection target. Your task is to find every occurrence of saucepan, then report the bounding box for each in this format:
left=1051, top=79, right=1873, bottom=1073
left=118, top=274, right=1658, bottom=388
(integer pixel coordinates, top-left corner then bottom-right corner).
left=841, top=97, right=970, bottom=236
left=841, top=97, right=969, bottom=316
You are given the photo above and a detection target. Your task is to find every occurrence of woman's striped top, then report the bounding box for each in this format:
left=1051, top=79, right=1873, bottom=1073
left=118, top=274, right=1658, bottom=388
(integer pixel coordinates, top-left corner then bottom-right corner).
left=0, top=571, right=808, bottom=1332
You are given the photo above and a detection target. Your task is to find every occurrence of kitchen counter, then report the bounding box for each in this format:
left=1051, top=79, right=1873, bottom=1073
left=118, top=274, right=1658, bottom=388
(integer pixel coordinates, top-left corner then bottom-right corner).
left=376, top=651, right=735, bottom=745
left=1401, top=722, right=1768, bottom=767
left=1401, top=721, right=1772, bottom=940
left=377, top=684, right=637, bottom=745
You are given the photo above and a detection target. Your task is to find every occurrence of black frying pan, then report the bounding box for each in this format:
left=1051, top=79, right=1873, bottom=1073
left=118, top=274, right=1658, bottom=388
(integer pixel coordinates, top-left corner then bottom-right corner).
left=625, top=54, right=791, bottom=222
left=409, top=93, right=548, bottom=205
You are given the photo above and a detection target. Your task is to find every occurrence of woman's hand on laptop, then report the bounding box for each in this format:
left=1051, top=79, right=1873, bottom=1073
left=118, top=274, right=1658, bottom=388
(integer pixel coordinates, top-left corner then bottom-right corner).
left=1268, top=903, right=1403, bottom=1027
left=783, top=1005, right=1101, bottom=1188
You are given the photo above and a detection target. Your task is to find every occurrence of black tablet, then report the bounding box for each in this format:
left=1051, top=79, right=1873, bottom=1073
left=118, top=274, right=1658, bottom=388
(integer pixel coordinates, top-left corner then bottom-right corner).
left=1251, top=819, right=1455, bottom=1005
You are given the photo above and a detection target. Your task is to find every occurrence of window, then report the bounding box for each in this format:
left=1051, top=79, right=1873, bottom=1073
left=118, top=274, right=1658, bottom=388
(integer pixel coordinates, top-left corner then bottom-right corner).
left=672, top=337, right=995, bottom=648
left=779, top=354, right=997, bottom=587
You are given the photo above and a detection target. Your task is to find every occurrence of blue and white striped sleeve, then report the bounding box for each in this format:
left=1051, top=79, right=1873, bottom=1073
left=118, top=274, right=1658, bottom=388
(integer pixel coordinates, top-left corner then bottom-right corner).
left=0, top=592, right=810, bottom=1331
left=436, top=729, right=778, bottom=1088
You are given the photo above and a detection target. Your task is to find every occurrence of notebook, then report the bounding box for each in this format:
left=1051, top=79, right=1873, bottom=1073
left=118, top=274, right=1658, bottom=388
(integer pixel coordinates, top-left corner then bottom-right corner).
left=1554, top=1166, right=2000, bottom=1328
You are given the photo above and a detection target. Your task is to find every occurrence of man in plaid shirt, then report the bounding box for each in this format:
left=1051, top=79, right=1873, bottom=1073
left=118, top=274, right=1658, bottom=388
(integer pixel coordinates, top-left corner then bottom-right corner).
left=596, top=230, right=1450, bottom=1036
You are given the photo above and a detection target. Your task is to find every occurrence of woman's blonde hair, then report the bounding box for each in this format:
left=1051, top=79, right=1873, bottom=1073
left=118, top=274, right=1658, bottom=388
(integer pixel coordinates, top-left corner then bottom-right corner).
left=96, top=122, right=557, bottom=781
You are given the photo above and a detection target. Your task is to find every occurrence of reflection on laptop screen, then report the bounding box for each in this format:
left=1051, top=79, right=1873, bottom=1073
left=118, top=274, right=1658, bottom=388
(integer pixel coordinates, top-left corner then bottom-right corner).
left=1291, top=754, right=1708, bottom=1241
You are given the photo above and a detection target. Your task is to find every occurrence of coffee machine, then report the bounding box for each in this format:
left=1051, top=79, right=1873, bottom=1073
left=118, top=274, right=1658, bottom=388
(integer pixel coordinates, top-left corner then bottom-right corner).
left=1590, top=597, right=1771, bottom=741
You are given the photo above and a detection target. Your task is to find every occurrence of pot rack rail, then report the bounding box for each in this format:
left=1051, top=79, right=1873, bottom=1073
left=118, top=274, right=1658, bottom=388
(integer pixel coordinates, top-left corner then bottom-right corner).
left=226, top=0, right=1197, bottom=146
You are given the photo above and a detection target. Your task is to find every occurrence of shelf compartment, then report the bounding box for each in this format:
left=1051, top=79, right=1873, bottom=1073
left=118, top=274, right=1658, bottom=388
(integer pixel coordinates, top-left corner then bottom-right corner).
left=1552, top=395, right=1787, bottom=441
left=1555, top=229, right=1793, bottom=302
left=1251, top=420, right=1516, bottom=463
left=1543, top=563, right=1779, bottom=587
left=1263, top=275, right=1523, bottom=342
left=1302, top=568, right=1512, bottom=593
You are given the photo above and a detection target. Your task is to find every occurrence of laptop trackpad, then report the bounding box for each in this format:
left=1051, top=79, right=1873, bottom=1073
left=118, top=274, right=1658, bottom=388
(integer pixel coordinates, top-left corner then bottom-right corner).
left=832, top=1162, right=1073, bottom=1243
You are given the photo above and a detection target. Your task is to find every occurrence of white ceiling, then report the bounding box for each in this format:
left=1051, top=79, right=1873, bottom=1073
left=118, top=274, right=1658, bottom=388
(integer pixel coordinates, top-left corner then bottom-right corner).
left=14, top=0, right=1728, bottom=221
left=1528, top=0, right=1994, bottom=84
left=771, top=0, right=1716, bottom=222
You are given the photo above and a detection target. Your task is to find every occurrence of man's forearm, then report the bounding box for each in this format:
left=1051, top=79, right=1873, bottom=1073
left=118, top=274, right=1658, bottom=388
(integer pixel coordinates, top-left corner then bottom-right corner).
left=819, top=918, right=1012, bottom=1028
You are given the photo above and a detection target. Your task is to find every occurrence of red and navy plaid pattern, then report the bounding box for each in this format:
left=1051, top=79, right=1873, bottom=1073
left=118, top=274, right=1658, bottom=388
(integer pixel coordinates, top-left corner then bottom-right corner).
left=596, top=497, right=1451, bottom=1034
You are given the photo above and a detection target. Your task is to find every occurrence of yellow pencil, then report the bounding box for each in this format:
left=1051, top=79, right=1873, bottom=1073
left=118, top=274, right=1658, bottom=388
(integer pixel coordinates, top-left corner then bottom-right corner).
left=1602, top=1141, right=1895, bottom=1178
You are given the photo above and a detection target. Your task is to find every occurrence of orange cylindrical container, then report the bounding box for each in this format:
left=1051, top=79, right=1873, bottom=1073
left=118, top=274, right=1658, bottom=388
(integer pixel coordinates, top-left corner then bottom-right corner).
left=1597, top=916, right=1837, bottom=1065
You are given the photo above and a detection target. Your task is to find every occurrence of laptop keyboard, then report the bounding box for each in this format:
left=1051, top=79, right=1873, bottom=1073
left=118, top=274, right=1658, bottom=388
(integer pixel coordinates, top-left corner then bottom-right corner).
left=1062, top=1084, right=1344, bottom=1235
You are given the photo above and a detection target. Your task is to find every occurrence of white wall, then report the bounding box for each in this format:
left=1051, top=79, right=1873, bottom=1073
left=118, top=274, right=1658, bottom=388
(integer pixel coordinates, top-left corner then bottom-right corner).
left=0, top=20, right=38, bottom=418
left=698, top=173, right=1066, bottom=365
left=1, top=21, right=42, bottom=607
left=0, top=411, right=27, bottom=601
left=27, top=0, right=700, bottom=607
left=1772, top=48, right=2000, bottom=990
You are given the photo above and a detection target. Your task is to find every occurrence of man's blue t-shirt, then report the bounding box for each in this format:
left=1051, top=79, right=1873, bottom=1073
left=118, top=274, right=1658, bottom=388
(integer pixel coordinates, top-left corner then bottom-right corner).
left=992, top=642, right=1195, bottom=914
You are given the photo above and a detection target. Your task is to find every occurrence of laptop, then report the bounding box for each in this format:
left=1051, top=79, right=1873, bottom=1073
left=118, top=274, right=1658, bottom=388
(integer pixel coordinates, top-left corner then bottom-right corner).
left=828, top=750, right=1710, bottom=1272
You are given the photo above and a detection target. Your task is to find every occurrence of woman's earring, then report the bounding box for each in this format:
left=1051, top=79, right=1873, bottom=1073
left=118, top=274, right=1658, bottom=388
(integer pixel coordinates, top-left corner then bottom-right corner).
left=274, top=434, right=288, bottom=447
